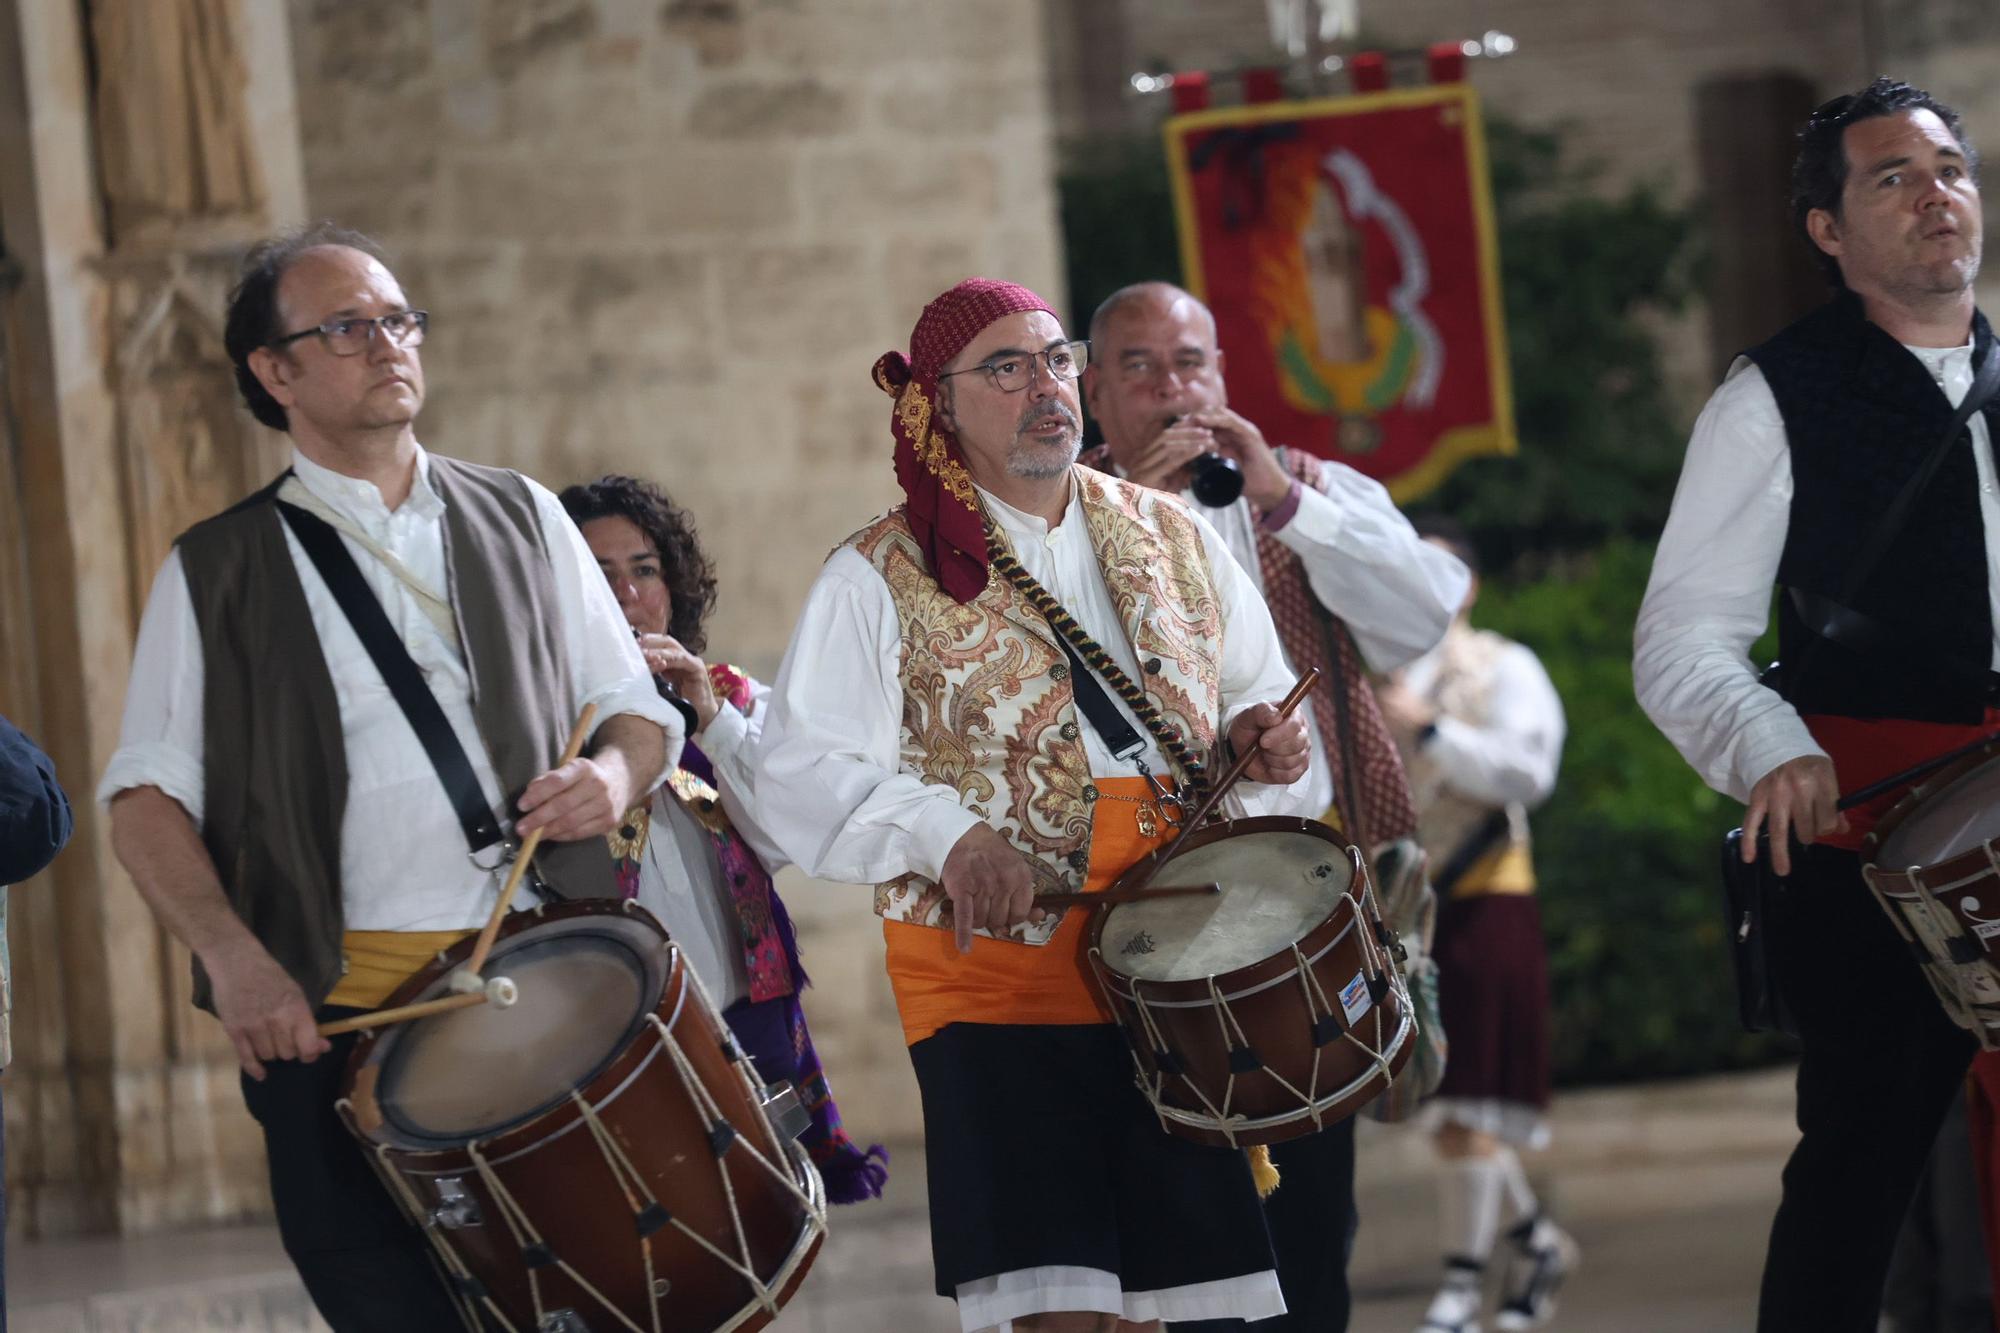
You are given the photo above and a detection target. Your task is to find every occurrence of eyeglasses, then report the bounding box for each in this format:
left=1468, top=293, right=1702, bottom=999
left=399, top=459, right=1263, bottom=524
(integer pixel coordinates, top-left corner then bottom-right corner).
left=939, top=340, right=1089, bottom=393
left=1115, top=353, right=1212, bottom=385
left=268, top=309, right=429, bottom=357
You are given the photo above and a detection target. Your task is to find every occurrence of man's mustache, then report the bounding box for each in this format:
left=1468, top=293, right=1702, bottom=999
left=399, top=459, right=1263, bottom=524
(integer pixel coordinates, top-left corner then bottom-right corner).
left=1018, top=401, right=1080, bottom=435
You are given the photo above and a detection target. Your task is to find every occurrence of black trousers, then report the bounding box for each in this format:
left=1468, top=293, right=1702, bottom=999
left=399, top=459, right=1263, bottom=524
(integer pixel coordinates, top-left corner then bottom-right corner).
left=1171, top=1114, right=1359, bottom=1333
left=1757, top=845, right=1975, bottom=1332
left=1879, top=1086, right=1993, bottom=1333
left=238, top=1008, right=470, bottom=1332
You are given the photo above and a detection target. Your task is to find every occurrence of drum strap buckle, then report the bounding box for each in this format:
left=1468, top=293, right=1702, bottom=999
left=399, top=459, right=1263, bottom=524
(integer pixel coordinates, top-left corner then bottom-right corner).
left=469, top=837, right=518, bottom=873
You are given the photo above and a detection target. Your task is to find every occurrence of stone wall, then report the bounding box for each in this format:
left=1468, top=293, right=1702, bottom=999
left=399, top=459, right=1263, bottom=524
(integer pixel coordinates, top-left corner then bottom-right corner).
left=2, top=0, right=306, bottom=1237
left=1883, top=0, right=2000, bottom=321
left=286, top=0, right=1067, bottom=1143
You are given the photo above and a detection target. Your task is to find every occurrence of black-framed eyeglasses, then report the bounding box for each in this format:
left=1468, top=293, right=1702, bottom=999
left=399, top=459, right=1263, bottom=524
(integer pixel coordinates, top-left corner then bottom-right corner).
left=268, top=309, right=428, bottom=357
left=939, top=340, right=1089, bottom=393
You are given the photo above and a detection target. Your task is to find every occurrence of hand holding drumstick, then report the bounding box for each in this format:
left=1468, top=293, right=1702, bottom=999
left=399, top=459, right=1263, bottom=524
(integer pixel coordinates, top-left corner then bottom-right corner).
left=938, top=671, right=1320, bottom=946
left=317, top=706, right=598, bottom=1038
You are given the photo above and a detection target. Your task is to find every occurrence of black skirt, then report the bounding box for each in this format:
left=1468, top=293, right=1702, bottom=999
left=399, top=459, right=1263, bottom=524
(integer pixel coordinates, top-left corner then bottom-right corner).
left=908, top=1022, right=1283, bottom=1320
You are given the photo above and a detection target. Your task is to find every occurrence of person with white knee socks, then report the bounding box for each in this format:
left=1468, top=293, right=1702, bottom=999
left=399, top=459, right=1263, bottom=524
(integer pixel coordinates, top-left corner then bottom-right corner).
left=1377, top=518, right=1576, bottom=1332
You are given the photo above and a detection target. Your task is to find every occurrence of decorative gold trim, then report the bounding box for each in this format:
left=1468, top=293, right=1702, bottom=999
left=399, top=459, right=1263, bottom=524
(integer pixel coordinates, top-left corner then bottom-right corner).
left=898, top=382, right=978, bottom=510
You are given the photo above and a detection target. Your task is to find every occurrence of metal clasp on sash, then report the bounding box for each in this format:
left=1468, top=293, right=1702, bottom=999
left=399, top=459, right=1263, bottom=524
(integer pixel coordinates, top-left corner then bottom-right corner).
left=468, top=837, right=518, bottom=873
left=1133, top=758, right=1187, bottom=829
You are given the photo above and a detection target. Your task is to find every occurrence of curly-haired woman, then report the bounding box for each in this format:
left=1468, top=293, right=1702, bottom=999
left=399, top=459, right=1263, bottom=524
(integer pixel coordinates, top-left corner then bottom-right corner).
left=560, top=475, right=887, bottom=1204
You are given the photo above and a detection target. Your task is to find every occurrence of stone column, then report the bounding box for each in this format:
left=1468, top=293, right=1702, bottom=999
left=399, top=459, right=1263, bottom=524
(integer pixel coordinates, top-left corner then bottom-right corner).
left=0, top=0, right=304, bottom=1237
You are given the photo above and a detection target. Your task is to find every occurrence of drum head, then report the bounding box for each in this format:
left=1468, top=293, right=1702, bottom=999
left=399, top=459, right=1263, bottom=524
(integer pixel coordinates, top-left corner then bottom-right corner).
left=365, top=911, right=671, bottom=1148
left=1879, top=754, right=2000, bottom=872
left=1098, top=828, right=1354, bottom=982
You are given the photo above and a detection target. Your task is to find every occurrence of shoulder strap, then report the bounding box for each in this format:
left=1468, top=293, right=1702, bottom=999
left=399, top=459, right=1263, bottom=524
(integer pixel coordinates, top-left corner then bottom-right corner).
left=1838, top=344, right=2000, bottom=606
left=1783, top=344, right=2000, bottom=682
left=1054, top=635, right=1148, bottom=762
left=276, top=500, right=506, bottom=856
left=1431, top=809, right=1511, bottom=898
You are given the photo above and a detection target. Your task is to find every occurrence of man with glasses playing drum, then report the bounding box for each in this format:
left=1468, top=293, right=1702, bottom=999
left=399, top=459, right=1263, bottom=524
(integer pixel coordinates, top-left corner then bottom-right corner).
left=1637, top=79, right=1993, bottom=1332
left=755, top=278, right=1317, bottom=1332
left=99, top=224, right=681, bottom=1331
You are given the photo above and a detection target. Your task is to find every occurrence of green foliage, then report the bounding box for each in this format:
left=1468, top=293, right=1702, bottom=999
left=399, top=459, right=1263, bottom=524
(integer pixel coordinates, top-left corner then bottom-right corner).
left=1430, top=120, right=1703, bottom=569
left=1475, top=544, right=1790, bottom=1083
left=1426, top=121, right=1764, bottom=1082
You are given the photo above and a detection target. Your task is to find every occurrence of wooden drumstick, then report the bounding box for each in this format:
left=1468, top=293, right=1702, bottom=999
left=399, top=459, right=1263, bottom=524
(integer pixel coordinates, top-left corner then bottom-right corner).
left=317, top=990, right=490, bottom=1037
left=1118, top=668, right=1321, bottom=894
left=465, top=703, right=597, bottom=977
left=315, top=971, right=520, bottom=1037
left=1033, top=882, right=1222, bottom=910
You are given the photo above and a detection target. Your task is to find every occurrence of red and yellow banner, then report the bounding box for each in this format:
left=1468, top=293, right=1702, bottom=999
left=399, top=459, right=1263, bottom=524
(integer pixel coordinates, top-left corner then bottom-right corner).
left=1165, top=84, right=1514, bottom=501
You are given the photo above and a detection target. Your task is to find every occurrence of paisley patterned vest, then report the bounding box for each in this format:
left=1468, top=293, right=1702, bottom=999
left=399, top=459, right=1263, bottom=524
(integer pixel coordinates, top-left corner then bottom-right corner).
left=847, top=467, right=1224, bottom=945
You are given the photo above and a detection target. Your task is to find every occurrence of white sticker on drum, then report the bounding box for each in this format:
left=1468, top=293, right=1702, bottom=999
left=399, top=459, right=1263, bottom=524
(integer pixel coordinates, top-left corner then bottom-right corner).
left=1340, top=971, right=1371, bottom=1026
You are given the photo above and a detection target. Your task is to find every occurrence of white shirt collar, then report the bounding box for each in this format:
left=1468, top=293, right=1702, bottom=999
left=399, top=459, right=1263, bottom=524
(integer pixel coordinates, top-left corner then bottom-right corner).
left=289, top=443, right=445, bottom=526
left=976, top=475, right=1082, bottom=543
left=1902, top=336, right=1975, bottom=367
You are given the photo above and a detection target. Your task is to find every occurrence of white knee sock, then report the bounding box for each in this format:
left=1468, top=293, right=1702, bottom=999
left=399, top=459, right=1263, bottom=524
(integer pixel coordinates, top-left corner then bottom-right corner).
left=1494, top=1144, right=1539, bottom=1225
left=1440, top=1152, right=1508, bottom=1264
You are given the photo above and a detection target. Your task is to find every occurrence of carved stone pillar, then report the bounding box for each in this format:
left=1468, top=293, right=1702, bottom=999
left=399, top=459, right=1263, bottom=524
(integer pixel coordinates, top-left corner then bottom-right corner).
left=0, top=0, right=302, bottom=1237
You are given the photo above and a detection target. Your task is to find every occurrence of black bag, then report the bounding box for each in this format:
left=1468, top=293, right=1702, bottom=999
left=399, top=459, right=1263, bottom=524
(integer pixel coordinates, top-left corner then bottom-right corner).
left=1719, top=347, right=2000, bottom=1036
left=1720, top=828, right=1796, bottom=1037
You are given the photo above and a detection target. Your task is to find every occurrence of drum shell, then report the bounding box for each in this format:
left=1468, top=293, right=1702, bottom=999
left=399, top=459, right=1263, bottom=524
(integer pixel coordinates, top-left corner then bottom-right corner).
left=341, top=900, right=822, bottom=1332
left=1865, top=738, right=2000, bottom=904
left=1089, top=818, right=1414, bottom=1148
left=1862, top=745, right=2000, bottom=1050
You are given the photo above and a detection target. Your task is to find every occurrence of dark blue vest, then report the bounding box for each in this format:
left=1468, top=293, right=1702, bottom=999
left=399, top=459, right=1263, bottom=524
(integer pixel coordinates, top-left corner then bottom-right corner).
left=1747, top=292, right=1998, bottom=723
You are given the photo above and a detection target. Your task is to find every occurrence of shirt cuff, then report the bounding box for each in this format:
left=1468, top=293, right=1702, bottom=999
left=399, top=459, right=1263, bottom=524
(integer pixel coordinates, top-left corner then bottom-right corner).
left=96, top=743, right=206, bottom=824
left=906, top=798, right=986, bottom=883
left=1258, top=478, right=1304, bottom=532
left=1733, top=722, right=1829, bottom=803
left=697, top=696, right=749, bottom=758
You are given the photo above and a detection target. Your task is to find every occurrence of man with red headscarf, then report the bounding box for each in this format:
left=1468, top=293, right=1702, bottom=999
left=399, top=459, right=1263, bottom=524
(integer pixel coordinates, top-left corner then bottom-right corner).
left=756, top=279, right=1314, bottom=1332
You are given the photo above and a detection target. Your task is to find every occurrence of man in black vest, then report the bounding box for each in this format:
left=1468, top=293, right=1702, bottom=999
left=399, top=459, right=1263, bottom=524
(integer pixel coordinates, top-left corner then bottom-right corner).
left=1636, top=79, right=1987, bottom=1331
left=100, top=225, right=679, bottom=1330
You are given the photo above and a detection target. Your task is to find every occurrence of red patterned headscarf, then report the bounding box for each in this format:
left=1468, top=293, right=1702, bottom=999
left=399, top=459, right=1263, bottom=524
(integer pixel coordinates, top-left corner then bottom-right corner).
left=872, top=278, right=1056, bottom=604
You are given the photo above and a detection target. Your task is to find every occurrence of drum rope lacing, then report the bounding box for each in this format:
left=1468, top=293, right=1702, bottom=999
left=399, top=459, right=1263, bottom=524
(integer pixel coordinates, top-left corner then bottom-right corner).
left=357, top=1129, right=519, bottom=1332
left=466, top=1137, right=645, bottom=1333
left=569, top=1090, right=666, bottom=1333
left=344, top=921, right=830, bottom=1333
left=1877, top=845, right=2000, bottom=1044
left=1089, top=866, right=1411, bottom=1143
left=986, top=528, right=1211, bottom=799
left=644, top=1012, right=788, bottom=1318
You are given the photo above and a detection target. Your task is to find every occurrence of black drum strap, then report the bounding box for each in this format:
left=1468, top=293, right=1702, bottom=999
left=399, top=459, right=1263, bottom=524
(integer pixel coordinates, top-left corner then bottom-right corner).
left=277, top=500, right=506, bottom=857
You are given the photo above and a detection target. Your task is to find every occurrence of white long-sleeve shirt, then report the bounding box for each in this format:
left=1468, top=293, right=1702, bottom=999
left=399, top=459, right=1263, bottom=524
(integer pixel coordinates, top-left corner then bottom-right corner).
left=1634, top=344, right=2000, bottom=801
left=1105, top=450, right=1468, bottom=821
left=98, top=446, right=684, bottom=931
left=753, top=480, right=1314, bottom=889
left=636, top=679, right=785, bottom=1010
left=1401, top=629, right=1566, bottom=810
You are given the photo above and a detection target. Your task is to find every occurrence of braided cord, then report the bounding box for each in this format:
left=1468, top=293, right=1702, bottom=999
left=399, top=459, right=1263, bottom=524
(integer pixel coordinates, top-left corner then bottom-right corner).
left=985, top=528, right=1210, bottom=794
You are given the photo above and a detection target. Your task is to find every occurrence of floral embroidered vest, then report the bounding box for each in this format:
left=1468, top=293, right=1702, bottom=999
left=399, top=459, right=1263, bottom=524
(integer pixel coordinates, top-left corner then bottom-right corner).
left=846, top=466, right=1224, bottom=945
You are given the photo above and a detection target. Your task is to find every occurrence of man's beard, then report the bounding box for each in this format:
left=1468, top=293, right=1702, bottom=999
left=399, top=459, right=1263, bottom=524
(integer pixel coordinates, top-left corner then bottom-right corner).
left=1007, top=402, right=1082, bottom=479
